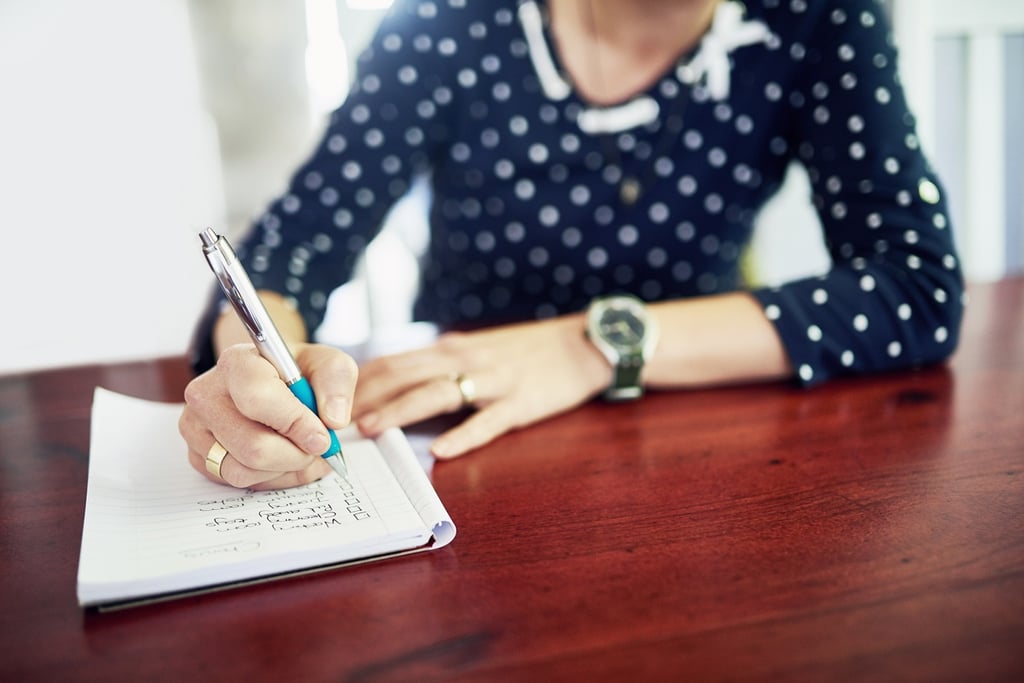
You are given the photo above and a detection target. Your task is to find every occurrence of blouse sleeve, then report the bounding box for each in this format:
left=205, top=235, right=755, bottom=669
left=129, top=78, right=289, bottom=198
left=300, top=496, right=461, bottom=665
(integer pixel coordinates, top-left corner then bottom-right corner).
left=751, top=0, right=965, bottom=385
left=190, top=0, right=456, bottom=373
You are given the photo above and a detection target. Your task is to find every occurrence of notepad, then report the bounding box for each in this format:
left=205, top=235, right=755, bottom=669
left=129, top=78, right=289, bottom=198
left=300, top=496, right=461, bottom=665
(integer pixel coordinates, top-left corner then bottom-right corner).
left=77, top=388, right=455, bottom=609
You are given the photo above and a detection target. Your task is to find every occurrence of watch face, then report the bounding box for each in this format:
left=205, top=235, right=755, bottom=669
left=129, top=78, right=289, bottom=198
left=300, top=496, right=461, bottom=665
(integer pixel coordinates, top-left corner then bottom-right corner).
left=597, top=306, right=645, bottom=349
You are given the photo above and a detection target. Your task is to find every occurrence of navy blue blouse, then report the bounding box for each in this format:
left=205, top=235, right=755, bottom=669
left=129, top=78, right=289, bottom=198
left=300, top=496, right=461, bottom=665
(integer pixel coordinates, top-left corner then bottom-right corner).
left=194, top=0, right=963, bottom=385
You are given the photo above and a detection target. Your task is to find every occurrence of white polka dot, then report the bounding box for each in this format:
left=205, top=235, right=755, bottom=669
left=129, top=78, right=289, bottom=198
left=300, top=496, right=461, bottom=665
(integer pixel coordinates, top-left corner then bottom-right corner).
left=807, top=325, right=823, bottom=341
left=935, top=327, right=949, bottom=343
left=649, top=203, right=669, bottom=223
left=677, top=176, right=698, bottom=196
left=812, top=288, right=828, bottom=304
left=528, top=143, right=549, bottom=164
left=505, top=222, right=525, bottom=242
left=570, top=185, right=590, bottom=206
left=587, top=247, right=608, bottom=268
left=342, top=161, right=362, bottom=181
left=618, top=225, right=639, bottom=246
left=859, top=274, right=876, bottom=291
left=494, top=159, right=514, bottom=179
left=528, top=246, right=549, bottom=267
left=398, top=66, right=418, bottom=85
left=898, top=304, right=912, bottom=320
left=841, top=350, right=855, bottom=367
left=327, top=134, right=347, bottom=154
left=799, top=364, right=814, bottom=381
left=887, top=341, right=902, bottom=358
left=514, top=179, right=535, bottom=200
left=704, top=193, right=724, bottom=214
left=765, top=304, right=781, bottom=321
left=853, top=314, right=869, bottom=331
left=539, top=205, right=559, bottom=226
left=934, top=288, right=948, bottom=303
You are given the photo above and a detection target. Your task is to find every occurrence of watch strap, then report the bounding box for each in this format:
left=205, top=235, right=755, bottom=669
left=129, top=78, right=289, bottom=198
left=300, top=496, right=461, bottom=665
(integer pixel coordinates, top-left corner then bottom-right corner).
left=604, top=352, right=644, bottom=401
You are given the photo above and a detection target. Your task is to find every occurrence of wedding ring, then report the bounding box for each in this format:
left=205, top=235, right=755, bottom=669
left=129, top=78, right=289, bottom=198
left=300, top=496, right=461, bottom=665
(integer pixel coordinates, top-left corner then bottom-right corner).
left=205, top=440, right=229, bottom=479
left=453, top=373, right=477, bottom=407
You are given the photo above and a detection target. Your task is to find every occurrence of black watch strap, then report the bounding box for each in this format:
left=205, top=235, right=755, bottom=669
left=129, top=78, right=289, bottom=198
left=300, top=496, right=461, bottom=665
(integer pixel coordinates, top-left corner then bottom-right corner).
left=604, top=353, right=645, bottom=401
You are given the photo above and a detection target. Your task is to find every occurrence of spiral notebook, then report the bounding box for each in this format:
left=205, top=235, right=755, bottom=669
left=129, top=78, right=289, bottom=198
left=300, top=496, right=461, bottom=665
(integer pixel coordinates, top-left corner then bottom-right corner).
left=77, top=388, right=456, bottom=610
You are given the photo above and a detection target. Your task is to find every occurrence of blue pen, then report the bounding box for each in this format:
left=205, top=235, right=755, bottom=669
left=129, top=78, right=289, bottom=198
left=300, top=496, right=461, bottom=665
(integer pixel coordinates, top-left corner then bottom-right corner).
left=199, top=227, right=349, bottom=483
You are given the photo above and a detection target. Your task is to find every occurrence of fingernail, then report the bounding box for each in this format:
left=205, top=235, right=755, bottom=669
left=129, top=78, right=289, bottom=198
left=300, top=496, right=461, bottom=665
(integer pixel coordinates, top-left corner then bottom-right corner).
left=305, top=431, right=330, bottom=454
left=358, top=412, right=380, bottom=434
left=325, top=397, right=350, bottom=425
left=431, top=439, right=454, bottom=459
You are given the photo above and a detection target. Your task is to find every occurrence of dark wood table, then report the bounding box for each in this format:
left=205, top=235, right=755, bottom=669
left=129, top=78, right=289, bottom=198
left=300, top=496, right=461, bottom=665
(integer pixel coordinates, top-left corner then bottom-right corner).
left=2, top=278, right=1022, bottom=682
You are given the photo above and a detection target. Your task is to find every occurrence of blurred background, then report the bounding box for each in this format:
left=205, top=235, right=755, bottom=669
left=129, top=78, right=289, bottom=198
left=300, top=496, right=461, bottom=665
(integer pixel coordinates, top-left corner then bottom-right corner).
left=1, top=0, right=1021, bottom=374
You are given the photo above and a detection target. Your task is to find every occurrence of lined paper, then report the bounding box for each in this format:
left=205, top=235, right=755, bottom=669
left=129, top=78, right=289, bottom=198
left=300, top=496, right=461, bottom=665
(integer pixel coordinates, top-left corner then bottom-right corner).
left=77, top=388, right=454, bottom=607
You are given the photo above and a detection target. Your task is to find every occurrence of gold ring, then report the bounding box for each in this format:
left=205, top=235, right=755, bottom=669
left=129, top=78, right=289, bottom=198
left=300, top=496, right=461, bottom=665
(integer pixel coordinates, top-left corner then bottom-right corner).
left=205, top=440, right=229, bottom=479
left=454, top=373, right=477, bottom=407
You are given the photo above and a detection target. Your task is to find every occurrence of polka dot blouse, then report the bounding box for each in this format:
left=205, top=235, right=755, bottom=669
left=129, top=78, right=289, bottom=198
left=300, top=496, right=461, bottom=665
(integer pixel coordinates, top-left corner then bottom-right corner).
left=194, top=0, right=964, bottom=385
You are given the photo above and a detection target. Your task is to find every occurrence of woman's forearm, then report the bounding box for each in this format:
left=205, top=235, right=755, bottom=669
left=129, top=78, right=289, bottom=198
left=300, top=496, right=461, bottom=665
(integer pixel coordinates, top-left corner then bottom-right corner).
left=644, top=292, right=793, bottom=388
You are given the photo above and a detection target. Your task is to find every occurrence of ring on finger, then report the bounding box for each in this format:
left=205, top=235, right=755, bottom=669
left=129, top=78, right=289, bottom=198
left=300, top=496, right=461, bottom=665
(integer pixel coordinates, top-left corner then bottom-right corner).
left=450, top=372, right=477, bottom=407
left=205, top=440, right=230, bottom=479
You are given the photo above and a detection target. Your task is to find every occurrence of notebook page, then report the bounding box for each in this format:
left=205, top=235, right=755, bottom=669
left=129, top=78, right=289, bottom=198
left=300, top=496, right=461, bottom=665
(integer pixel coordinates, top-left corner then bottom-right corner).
left=376, top=428, right=456, bottom=547
left=78, top=388, right=431, bottom=606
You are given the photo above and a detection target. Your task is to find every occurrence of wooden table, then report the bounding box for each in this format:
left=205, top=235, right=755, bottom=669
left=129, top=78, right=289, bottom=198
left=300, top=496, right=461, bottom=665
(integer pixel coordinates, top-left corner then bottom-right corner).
left=2, top=278, right=1022, bottom=682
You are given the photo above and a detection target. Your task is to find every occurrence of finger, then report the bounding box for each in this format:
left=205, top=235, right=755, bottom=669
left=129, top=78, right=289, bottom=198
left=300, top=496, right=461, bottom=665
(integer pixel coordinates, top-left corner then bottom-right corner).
left=430, top=400, right=520, bottom=459
left=357, top=373, right=471, bottom=436
left=219, top=345, right=334, bottom=456
left=297, top=345, right=359, bottom=429
left=355, top=333, right=475, bottom=410
left=247, top=458, right=333, bottom=491
left=181, top=356, right=326, bottom=478
left=185, top=426, right=320, bottom=488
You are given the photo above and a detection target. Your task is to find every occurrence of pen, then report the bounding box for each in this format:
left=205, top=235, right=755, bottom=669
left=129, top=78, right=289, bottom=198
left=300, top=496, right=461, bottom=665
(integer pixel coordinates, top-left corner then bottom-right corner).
left=198, top=227, right=349, bottom=483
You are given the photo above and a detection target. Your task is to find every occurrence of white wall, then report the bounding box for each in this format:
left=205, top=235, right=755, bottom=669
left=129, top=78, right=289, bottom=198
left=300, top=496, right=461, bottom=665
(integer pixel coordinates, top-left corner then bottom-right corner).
left=0, top=0, right=224, bottom=374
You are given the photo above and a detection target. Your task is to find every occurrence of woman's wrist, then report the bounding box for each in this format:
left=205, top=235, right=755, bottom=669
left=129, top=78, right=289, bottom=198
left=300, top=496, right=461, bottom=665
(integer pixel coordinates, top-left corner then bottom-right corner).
left=212, top=290, right=308, bottom=357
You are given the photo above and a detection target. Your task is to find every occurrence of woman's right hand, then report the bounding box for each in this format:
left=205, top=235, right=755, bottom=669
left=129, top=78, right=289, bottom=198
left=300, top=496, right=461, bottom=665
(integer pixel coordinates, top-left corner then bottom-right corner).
left=178, top=342, right=359, bottom=490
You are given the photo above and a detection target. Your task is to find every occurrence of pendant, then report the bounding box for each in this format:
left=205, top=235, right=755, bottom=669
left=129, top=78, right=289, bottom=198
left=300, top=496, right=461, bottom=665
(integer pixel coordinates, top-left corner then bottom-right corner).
left=620, top=177, right=641, bottom=205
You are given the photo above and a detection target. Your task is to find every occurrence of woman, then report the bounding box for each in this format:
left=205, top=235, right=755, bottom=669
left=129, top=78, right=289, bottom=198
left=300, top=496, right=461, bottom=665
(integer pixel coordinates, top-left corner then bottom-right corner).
left=180, top=0, right=963, bottom=489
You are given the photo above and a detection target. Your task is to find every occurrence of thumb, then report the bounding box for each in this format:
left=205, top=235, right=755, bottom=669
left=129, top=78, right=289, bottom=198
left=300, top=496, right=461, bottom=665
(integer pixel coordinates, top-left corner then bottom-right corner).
left=296, top=344, right=359, bottom=430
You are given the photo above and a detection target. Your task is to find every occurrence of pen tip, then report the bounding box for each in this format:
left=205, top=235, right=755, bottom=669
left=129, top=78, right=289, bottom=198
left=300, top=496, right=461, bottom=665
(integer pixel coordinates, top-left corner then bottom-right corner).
left=325, top=453, right=350, bottom=483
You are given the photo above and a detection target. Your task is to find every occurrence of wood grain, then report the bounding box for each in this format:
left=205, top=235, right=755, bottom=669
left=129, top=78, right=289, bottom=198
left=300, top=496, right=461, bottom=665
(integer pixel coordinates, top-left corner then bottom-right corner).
left=1, top=278, right=1022, bottom=682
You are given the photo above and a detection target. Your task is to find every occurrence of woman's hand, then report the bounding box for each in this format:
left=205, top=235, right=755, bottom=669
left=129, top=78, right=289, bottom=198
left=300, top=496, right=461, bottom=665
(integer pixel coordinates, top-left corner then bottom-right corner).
left=179, top=342, right=359, bottom=490
left=353, top=315, right=612, bottom=459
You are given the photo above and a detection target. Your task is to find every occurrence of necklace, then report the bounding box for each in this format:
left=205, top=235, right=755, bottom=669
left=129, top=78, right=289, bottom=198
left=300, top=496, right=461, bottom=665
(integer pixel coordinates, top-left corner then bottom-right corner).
left=581, top=0, right=692, bottom=206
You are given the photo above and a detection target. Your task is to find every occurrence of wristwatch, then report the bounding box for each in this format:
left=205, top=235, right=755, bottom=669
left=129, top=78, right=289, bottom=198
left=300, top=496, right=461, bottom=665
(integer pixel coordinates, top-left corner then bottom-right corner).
left=585, top=294, right=660, bottom=401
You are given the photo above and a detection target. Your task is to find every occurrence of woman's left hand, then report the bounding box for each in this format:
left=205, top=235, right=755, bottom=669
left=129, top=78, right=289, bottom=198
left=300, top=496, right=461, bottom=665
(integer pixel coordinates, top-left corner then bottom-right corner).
left=352, top=315, right=612, bottom=458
